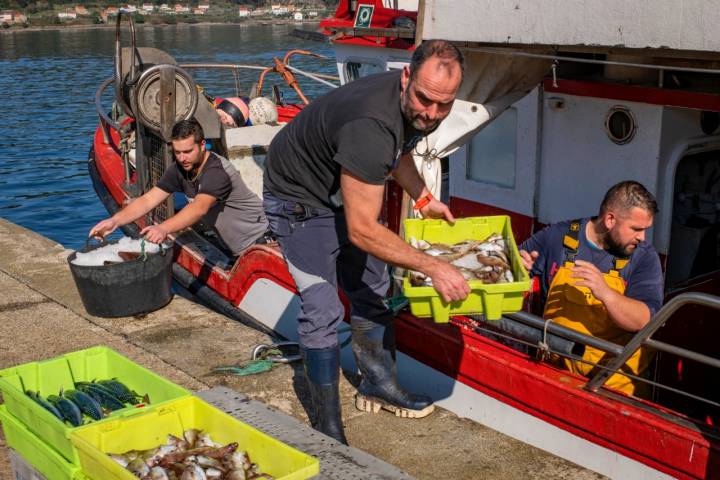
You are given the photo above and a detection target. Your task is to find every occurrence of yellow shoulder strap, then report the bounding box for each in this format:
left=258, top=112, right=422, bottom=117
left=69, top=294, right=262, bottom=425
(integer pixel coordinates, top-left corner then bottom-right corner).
left=613, top=257, right=630, bottom=271
left=562, top=220, right=582, bottom=262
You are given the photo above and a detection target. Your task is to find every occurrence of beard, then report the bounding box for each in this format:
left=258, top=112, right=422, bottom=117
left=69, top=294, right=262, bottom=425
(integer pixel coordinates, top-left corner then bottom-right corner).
left=401, top=92, right=440, bottom=134
left=603, top=229, right=637, bottom=257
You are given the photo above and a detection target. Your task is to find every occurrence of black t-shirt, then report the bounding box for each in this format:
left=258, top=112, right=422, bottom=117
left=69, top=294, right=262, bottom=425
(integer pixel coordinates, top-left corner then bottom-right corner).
left=263, top=70, right=422, bottom=209
left=156, top=152, right=268, bottom=254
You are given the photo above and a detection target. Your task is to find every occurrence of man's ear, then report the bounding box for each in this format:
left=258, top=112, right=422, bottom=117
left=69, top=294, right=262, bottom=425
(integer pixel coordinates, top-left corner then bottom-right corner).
left=200, top=139, right=206, bottom=151
left=604, top=211, right=617, bottom=230
left=401, top=65, right=411, bottom=93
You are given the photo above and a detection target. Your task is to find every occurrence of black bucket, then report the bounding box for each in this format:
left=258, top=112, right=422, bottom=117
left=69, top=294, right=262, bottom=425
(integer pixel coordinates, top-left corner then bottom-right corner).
left=67, top=239, right=174, bottom=318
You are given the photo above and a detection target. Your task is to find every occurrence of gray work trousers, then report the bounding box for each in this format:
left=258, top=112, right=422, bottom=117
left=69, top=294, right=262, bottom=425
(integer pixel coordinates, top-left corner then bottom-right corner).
left=263, top=190, right=392, bottom=349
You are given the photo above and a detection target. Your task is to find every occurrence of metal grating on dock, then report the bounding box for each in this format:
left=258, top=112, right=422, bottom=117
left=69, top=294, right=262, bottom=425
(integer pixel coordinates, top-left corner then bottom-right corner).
left=197, top=386, right=415, bottom=480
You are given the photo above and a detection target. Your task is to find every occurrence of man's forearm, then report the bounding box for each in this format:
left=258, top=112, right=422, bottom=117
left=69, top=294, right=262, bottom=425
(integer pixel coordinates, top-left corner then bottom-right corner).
left=602, top=290, right=652, bottom=332
left=348, top=220, right=440, bottom=275
left=112, top=196, right=156, bottom=226
left=159, top=202, right=208, bottom=234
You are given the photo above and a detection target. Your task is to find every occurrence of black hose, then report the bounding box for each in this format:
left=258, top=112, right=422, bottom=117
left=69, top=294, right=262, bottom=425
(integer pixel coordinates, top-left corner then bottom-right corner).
left=471, top=315, right=578, bottom=356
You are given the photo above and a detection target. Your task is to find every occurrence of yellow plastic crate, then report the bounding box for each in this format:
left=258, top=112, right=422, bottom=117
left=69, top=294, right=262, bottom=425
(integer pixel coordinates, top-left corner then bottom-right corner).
left=70, top=396, right=319, bottom=480
left=403, top=216, right=531, bottom=322
left=0, top=407, right=87, bottom=480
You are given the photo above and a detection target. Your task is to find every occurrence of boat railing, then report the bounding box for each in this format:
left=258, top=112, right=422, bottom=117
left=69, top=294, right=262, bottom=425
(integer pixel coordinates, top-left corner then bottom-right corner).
left=505, top=292, right=720, bottom=413
left=586, top=292, right=720, bottom=392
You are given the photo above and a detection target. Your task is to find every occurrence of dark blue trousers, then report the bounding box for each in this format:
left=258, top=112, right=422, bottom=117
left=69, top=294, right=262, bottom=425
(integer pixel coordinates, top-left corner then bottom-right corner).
left=263, top=190, right=392, bottom=349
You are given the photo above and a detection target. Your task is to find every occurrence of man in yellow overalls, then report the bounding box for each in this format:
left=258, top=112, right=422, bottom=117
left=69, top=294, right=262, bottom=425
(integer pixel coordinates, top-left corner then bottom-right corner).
left=519, top=181, right=663, bottom=396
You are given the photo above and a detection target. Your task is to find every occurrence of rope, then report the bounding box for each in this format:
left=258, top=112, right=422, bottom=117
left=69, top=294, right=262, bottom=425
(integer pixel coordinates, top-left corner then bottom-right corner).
left=413, top=136, right=441, bottom=163
left=140, top=238, right=147, bottom=262
left=536, top=318, right=551, bottom=361
left=211, top=347, right=284, bottom=377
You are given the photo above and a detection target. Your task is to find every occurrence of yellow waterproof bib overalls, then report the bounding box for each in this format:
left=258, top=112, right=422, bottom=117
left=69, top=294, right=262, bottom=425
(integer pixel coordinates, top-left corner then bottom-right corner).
left=543, top=221, right=649, bottom=395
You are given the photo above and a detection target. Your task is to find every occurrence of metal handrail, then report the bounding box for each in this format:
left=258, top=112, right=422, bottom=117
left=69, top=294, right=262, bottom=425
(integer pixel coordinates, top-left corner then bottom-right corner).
left=586, top=292, right=720, bottom=392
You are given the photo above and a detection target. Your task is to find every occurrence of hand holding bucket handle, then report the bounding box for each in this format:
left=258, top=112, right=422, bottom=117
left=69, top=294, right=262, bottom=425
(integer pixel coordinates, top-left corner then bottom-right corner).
left=82, top=236, right=108, bottom=253
left=89, top=218, right=119, bottom=240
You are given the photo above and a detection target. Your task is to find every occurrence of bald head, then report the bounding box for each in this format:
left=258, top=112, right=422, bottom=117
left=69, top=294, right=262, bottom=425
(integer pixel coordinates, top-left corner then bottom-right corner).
left=400, top=40, right=464, bottom=133
left=409, top=39, right=465, bottom=82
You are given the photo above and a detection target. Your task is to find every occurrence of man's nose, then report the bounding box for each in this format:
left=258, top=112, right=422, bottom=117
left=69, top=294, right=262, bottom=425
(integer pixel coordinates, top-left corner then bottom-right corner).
left=637, top=230, right=645, bottom=242
left=425, top=103, right=439, bottom=119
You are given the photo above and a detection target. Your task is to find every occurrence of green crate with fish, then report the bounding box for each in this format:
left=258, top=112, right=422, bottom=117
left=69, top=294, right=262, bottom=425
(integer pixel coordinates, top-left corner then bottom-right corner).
left=70, top=395, right=319, bottom=480
left=0, top=346, right=191, bottom=465
left=402, top=216, right=531, bottom=322
left=0, top=406, right=88, bottom=480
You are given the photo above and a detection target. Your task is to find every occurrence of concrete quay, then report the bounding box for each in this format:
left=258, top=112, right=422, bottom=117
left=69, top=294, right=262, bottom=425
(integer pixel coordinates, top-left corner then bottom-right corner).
left=0, top=217, right=603, bottom=479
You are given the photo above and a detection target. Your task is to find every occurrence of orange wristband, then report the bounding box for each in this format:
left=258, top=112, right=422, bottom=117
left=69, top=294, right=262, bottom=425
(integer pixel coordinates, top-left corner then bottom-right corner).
left=413, top=192, right=434, bottom=211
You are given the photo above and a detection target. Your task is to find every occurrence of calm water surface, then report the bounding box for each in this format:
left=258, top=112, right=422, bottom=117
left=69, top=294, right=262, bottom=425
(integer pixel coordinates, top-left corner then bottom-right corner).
left=0, top=24, right=334, bottom=249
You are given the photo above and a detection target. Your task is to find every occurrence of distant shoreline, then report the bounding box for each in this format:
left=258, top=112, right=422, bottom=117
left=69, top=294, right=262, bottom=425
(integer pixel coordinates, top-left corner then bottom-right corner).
left=0, top=18, right=322, bottom=34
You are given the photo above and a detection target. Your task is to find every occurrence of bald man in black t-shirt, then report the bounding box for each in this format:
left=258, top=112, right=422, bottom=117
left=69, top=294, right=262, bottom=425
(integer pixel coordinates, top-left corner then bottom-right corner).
left=263, top=40, right=467, bottom=444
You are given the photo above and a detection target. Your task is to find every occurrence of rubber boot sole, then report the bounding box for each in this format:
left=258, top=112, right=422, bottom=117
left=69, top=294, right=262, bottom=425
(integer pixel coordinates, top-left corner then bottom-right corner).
left=355, top=393, right=435, bottom=418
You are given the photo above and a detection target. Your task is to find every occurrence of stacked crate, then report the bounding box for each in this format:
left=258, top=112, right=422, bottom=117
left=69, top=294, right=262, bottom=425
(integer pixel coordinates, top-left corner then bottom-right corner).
left=0, top=346, right=319, bottom=480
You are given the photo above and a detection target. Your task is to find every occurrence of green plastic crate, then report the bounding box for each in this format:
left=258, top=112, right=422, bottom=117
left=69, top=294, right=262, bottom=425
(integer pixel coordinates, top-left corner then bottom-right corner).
left=0, top=346, right=191, bottom=465
left=403, top=216, right=531, bottom=322
left=70, top=396, right=320, bottom=480
left=0, top=406, right=86, bottom=480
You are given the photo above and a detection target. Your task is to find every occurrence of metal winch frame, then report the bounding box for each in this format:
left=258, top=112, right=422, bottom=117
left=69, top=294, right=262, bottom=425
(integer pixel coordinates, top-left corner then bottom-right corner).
left=112, top=12, right=201, bottom=221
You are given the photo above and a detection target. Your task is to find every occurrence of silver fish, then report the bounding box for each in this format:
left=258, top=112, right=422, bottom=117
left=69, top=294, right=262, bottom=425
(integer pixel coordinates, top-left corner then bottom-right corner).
left=225, top=470, right=247, bottom=480
left=204, top=468, right=224, bottom=479
left=150, top=466, right=171, bottom=480
left=180, top=465, right=207, bottom=480
left=183, top=429, right=200, bottom=448
left=109, top=454, right=129, bottom=468
left=128, top=457, right=150, bottom=477
left=195, top=455, right=222, bottom=469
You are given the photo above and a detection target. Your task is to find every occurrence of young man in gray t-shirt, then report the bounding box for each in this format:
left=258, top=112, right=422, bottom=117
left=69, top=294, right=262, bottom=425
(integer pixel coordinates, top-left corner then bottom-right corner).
left=90, top=118, right=268, bottom=255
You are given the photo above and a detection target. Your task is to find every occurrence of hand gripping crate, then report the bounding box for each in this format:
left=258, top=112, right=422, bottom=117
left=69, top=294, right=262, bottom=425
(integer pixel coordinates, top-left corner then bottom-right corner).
left=0, top=346, right=190, bottom=465
left=70, top=396, right=320, bottom=480
left=402, top=216, right=531, bottom=322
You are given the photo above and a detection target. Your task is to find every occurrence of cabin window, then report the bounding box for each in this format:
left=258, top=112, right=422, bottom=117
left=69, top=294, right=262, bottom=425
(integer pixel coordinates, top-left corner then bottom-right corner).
left=345, top=61, right=384, bottom=82
left=466, top=108, right=517, bottom=188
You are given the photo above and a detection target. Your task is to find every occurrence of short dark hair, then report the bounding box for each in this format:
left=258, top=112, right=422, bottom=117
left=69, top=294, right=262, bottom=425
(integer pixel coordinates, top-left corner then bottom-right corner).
left=600, top=180, right=658, bottom=217
left=171, top=118, right=204, bottom=143
left=409, top=39, right=465, bottom=81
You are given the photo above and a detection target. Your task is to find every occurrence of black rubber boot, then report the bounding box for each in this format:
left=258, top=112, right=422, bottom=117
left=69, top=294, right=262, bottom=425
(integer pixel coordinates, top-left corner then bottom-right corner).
left=352, top=319, right=435, bottom=418
left=302, top=346, right=348, bottom=445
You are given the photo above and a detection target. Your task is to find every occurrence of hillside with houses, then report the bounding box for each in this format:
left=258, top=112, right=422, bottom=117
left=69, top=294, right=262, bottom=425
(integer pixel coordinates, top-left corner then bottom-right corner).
left=0, top=0, right=333, bottom=28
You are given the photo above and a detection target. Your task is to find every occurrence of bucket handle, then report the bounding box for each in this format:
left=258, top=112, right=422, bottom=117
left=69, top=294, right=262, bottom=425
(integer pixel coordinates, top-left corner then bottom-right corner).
left=83, top=236, right=108, bottom=252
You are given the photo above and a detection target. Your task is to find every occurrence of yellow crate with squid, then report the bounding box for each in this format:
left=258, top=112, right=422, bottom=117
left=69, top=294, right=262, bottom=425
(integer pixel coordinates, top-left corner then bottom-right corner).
left=402, top=216, right=531, bottom=322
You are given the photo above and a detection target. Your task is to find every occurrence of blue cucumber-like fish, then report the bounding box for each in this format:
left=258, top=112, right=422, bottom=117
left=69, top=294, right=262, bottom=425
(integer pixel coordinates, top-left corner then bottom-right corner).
left=47, top=394, right=83, bottom=427
left=26, top=391, right=64, bottom=421
left=95, top=379, right=140, bottom=404
left=76, top=382, right=126, bottom=411
left=64, top=389, right=103, bottom=420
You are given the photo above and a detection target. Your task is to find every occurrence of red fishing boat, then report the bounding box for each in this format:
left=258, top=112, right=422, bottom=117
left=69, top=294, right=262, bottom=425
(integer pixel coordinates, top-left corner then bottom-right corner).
left=91, top=3, right=720, bottom=478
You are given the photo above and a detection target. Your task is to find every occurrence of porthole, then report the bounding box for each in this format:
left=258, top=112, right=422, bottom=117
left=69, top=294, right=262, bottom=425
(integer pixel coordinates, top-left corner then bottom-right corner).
left=605, top=106, right=636, bottom=145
